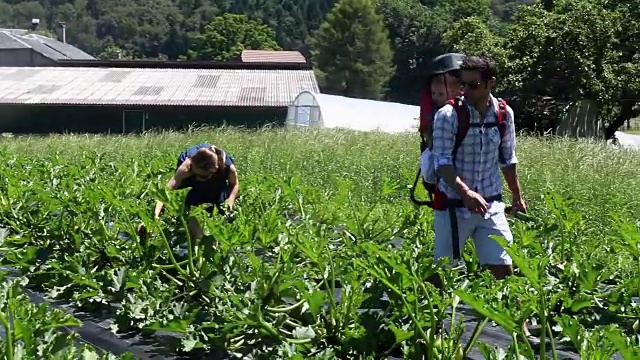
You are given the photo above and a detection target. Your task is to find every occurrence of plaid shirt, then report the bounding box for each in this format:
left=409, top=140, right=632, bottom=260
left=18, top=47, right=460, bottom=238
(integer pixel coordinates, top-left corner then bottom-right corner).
left=432, top=94, right=518, bottom=203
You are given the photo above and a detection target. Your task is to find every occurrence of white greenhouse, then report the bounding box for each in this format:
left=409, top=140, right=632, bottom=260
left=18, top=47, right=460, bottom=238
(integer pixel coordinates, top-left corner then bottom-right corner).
left=286, top=91, right=420, bottom=133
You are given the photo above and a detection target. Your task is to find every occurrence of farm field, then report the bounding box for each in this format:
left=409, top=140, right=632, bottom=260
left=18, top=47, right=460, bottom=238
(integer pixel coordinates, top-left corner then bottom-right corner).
left=0, top=272, right=135, bottom=359
left=0, top=127, right=639, bottom=359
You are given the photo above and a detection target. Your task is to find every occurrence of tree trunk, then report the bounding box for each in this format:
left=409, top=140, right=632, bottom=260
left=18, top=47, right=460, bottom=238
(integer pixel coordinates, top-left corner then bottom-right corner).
left=604, top=101, right=639, bottom=139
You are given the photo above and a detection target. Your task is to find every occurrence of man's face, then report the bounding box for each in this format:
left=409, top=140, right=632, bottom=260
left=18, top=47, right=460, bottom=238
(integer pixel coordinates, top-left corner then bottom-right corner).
left=461, top=70, right=492, bottom=105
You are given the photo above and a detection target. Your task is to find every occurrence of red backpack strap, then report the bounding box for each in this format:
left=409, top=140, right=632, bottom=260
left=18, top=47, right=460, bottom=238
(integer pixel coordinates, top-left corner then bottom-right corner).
left=496, top=98, right=508, bottom=136
left=450, top=97, right=470, bottom=164
left=419, top=89, right=433, bottom=135
left=496, top=98, right=509, bottom=164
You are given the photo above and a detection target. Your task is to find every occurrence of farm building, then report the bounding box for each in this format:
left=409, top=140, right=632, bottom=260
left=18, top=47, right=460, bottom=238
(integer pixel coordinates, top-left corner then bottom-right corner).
left=240, top=50, right=307, bottom=63
left=286, top=90, right=420, bottom=133
left=0, top=28, right=95, bottom=66
left=0, top=60, right=319, bottom=134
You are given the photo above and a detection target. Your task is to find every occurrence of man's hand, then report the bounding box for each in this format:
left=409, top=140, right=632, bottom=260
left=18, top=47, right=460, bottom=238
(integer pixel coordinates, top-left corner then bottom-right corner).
left=510, top=196, right=527, bottom=214
left=462, top=189, right=488, bottom=214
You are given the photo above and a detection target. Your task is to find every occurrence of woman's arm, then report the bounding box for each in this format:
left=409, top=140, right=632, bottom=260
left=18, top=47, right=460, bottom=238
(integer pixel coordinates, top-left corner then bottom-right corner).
left=168, top=160, right=191, bottom=190
left=155, top=160, right=191, bottom=218
left=226, top=164, right=239, bottom=210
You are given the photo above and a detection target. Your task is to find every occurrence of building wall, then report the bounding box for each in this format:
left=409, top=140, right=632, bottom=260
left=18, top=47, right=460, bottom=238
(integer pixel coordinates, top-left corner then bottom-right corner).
left=0, top=105, right=287, bottom=134
left=0, top=49, right=57, bottom=66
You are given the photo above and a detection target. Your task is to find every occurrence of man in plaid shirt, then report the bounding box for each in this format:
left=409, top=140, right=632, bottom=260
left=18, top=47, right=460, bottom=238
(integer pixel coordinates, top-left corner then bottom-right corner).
left=431, top=55, right=526, bottom=283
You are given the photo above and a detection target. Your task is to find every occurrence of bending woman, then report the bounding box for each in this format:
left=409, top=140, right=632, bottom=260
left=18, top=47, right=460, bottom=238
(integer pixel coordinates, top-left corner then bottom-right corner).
left=143, top=143, right=239, bottom=241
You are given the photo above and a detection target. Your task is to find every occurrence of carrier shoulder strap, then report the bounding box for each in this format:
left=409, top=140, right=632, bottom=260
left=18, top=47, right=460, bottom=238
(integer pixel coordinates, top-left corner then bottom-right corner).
left=449, top=97, right=470, bottom=165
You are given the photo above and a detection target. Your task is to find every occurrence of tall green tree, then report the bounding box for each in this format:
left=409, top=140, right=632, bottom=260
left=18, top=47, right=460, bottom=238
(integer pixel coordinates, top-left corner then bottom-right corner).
left=602, top=0, right=640, bottom=137
left=443, top=16, right=509, bottom=85
left=451, top=0, right=640, bottom=136
left=309, top=0, right=395, bottom=100
left=374, top=0, right=440, bottom=103
left=186, top=13, right=280, bottom=61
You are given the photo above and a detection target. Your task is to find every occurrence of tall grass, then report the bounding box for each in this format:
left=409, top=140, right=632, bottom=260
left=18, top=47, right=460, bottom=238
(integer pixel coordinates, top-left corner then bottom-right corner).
left=5, top=126, right=638, bottom=214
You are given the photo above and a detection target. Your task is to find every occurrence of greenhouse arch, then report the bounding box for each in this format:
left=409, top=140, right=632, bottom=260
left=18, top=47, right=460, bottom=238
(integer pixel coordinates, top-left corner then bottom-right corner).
left=286, top=91, right=420, bottom=133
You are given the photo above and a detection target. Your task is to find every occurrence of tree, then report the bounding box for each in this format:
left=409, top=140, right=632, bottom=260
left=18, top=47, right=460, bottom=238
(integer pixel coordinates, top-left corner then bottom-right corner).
left=502, top=0, right=638, bottom=137
left=97, top=43, right=134, bottom=60
left=186, top=13, right=281, bottom=61
left=309, top=0, right=395, bottom=100
left=443, top=16, right=509, bottom=85
left=602, top=0, right=640, bottom=138
left=374, top=0, right=443, bottom=103
left=374, top=0, right=496, bottom=102
left=434, top=0, right=493, bottom=24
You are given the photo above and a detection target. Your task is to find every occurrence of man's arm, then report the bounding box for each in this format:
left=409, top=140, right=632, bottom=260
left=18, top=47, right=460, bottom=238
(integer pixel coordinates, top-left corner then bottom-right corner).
left=226, top=164, right=239, bottom=210
left=432, top=106, right=472, bottom=195
left=499, top=107, right=522, bottom=200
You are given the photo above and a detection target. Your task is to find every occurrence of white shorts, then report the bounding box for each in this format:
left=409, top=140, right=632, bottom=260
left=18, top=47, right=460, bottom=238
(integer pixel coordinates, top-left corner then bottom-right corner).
left=433, top=208, right=513, bottom=266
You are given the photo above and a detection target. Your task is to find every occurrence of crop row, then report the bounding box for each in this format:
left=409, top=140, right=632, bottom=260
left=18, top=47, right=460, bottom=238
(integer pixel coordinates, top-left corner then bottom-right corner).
left=0, top=270, right=136, bottom=359
left=0, top=134, right=638, bottom=359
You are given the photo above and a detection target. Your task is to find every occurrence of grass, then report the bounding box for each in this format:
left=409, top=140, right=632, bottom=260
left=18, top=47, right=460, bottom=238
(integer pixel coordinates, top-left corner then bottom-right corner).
left=624, top=117, right=640, bottom=135
left=4, top=127, right=638, bottom=231
left=0, top=126, right=638, bottom=358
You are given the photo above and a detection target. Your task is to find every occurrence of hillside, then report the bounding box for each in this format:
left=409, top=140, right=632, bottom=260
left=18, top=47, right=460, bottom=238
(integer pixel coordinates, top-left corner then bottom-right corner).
left=0, top=0, right=529, bottom=60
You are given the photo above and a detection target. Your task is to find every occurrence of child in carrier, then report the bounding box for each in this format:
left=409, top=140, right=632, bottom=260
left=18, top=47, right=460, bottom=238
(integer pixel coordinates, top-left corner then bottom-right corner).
left=411, top=53, right=466, bottom=205
left=423, top=79, right=449, bottom=147
left=420, top=75, right=461, bottom=187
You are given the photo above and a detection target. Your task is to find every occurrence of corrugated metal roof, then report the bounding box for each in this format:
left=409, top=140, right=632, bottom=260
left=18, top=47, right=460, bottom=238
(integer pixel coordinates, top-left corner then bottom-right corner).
left=0, top=67, right=320, bottom=106
left=0, top=32, right=29, bottom=49
left=0, top=30, right=95, bottom=61
left=31, top=34, right=95, bottom=60
left=241, top=50, right=307, bottom=63
left=0, top=28, right=29, bottom=36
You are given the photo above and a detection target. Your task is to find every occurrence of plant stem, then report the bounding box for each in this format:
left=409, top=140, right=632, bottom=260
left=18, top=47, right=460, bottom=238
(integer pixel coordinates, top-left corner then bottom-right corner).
left=266, top=299, right=306, bottom=313
left=546, top=320, right=558, bottom=360
left=6, top=286, right=14, bottom=360
left=156, top=224, right=189, bottom=279
left=540, top=296, right=547, bottom=359
left=178, top=215, right=197, bottom=278
left=464, top=317, right=489, bottom=357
